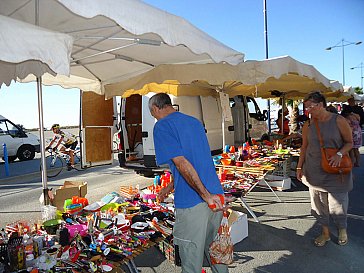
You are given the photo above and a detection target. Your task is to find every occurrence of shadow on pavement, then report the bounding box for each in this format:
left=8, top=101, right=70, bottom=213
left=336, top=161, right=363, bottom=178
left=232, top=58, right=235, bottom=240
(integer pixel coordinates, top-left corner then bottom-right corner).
left=0, top=158, right=40, bottom=180
left=229, top=156, right=364, bottom=273
left=232, top=214, right=364, bottom=273
left=347, top=157, right=364, bottom=243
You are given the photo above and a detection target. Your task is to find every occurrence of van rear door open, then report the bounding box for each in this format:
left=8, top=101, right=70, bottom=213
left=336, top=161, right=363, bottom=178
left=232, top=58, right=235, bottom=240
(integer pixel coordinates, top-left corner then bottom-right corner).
left=81, top=92, right=117, bottom=167
left=80, top=92, right=267, bottom=173
left=121, top=94, right=236, bottom=170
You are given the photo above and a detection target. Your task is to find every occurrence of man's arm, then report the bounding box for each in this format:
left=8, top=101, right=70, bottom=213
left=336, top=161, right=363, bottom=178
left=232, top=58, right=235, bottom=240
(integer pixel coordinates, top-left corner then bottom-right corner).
left=45, top=137, right=56, bottom=149
left=46, top=139, right=55, bottom=148
left=326, top=115, right=353, bottom=167
left=172, top=156, right=224, bottom=210
left=296, top=121, right=309, bottom=181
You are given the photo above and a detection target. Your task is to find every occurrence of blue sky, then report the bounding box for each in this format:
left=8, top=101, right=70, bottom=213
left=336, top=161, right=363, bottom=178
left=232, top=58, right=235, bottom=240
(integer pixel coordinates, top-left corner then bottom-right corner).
left=1, top=0, right=363, bottom=129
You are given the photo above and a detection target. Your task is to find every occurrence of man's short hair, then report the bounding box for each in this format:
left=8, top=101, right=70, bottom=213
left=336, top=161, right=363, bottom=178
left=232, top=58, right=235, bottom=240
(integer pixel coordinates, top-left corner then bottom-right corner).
left=148, top=93, right=172, bottom=111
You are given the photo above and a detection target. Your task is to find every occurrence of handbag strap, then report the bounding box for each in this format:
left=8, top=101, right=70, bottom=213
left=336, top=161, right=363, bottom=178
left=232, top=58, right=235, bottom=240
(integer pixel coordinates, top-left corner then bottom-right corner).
left=313, top=120, right=325, bottom=148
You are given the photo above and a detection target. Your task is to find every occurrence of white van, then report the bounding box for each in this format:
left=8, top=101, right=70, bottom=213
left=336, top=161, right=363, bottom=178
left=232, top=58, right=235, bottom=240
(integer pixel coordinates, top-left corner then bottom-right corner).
left=116, top=94, right=268, bottom=175
left=0, top=115, right=40, bottom=162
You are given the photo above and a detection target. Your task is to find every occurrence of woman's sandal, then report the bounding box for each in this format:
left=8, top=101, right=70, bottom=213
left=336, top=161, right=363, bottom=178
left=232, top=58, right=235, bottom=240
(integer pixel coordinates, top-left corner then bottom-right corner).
left=314, top=234, right=331, bottom=247
left=338, top=229, right=348, bottom=246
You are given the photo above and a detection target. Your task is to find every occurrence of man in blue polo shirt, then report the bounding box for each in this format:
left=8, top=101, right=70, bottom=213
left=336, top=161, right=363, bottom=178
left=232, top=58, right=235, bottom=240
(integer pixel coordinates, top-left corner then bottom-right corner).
left=149, top=93, right=228, bottom=273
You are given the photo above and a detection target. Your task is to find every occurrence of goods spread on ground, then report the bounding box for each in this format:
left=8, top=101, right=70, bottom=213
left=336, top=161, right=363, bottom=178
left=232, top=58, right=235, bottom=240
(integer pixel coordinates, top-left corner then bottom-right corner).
left=0, top=172, right=177, bottom=273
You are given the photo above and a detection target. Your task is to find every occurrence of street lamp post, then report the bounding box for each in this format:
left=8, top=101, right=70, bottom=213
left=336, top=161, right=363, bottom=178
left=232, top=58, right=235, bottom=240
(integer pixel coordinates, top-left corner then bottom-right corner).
left=263, top=0, right=272, bottom=133
left=350, top=62, right=364, bottom=89
left=325, top=39, right=362, bottom=85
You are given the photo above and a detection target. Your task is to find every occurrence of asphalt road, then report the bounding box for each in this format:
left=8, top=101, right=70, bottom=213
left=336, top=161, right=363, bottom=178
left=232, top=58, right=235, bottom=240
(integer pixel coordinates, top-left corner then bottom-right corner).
left=0, top=154, right=363, bottom=272
left=0, top=159, right=154, bottom=227
left=0, top=128, right=83, bottom=179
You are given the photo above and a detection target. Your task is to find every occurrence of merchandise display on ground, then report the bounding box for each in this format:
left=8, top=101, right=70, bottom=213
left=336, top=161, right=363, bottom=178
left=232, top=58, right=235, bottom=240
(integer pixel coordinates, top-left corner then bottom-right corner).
left=0, top=139, right=300, bottom=273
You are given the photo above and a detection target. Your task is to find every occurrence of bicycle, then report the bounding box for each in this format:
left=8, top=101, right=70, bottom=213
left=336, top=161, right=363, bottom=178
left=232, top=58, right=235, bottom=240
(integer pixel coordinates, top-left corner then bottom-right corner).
left=41, top=148, right=82, bottom=178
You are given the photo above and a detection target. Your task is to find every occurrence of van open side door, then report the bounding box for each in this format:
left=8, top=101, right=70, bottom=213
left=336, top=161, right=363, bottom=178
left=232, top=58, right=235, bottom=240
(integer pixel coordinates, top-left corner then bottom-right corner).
left=200, top=96, right=234, bottom=153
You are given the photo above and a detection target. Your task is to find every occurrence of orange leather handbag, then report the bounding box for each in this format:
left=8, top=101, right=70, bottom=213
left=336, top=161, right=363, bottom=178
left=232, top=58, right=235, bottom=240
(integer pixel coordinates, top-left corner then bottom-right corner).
left=314, top=121, right=352, bottom=175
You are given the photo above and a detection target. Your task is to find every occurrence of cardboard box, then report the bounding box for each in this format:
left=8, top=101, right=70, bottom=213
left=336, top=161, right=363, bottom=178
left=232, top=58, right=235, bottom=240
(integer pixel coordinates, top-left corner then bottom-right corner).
left=51, top=181, right=87, bottom=210
left=258, top=174, right=291, bottom=191
left=228, top=210, right=248, bottom=245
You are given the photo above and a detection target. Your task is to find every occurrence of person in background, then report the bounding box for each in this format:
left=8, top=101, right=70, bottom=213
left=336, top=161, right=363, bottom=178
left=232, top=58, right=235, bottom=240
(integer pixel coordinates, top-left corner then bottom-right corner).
left=46, top=124, right=78, bottom=170
left=341, top=105, right=362, bottom=167
left=296, top=91, right=353, bottom=247
left=326, top=105, right=338, bottom=114
left=337, top=104, right=342, bottom=113
left=276, top=108, right=307, bottom=147
left=276, top=108, right=290, bottom=135
left=348, top=97, right=364, bottom=127
left=149, top=93, right=228, bottom=273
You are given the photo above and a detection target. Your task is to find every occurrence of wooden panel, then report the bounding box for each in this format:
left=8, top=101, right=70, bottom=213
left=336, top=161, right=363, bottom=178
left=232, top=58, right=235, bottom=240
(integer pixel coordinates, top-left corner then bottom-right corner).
left=85, top=127, right=112, bottom=162
left=125, top=95, right=142, bottom=124
left=125, top=95, right=142, bottom=149
left=82, top=92, right=113, bottom=165
left=82, top=92, right=113, bottom=127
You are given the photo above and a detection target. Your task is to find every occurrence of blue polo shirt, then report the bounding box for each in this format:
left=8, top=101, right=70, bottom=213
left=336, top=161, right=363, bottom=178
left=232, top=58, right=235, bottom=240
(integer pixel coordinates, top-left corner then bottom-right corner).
left=153, top=112, right=223, bottom=209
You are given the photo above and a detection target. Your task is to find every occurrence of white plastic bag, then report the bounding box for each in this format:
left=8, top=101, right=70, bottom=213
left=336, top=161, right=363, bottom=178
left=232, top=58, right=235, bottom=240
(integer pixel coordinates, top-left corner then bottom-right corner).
left=209, top=212, right=234, bottom=265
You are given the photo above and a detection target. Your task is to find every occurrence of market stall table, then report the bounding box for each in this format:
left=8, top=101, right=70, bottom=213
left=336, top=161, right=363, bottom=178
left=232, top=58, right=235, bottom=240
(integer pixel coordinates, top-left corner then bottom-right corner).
left=215, top=164, right=281, bottom=223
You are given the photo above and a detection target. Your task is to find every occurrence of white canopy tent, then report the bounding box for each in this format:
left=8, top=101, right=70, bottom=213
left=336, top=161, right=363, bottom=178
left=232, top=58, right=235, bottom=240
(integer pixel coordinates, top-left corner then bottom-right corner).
left=0, top=0, right=244, bottom=93
left=0, top=15, right=72, bottom=87
left=1, top=0, right=245, bottom=171
left=104, top=55, right=343, bottom=139
left=343, top=86, right=364, bottom=102
left=104, top=55, right=341, bottom=99
left=353, top=93, right=364, bottom=102
left=0, top=15, right=73, bottom=203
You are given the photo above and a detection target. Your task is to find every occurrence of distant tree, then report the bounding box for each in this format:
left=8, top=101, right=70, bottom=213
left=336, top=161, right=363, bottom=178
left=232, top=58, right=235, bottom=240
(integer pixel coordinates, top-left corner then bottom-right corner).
left=288, top=100, right=300, bottom=134
left=354, top=86, right=363, bottom=94
left=270, top=97, right=303, bottom=133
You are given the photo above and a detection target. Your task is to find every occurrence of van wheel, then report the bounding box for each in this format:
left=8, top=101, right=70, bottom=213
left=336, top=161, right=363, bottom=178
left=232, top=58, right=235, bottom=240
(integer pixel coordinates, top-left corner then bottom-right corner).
left=2, top=156, right=17, bottom=162
left=17, top=145, right=35, bottom=161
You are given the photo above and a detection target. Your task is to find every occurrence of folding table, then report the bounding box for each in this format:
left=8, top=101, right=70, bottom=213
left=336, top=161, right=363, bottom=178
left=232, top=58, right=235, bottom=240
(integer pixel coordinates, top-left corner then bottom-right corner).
left=216, top=164, right=282, bottom=223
